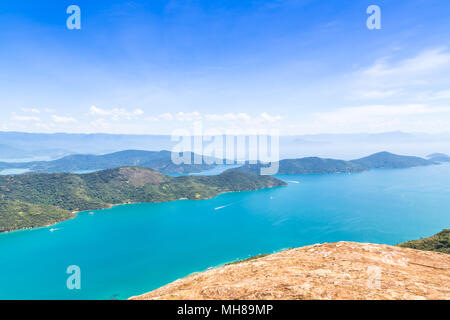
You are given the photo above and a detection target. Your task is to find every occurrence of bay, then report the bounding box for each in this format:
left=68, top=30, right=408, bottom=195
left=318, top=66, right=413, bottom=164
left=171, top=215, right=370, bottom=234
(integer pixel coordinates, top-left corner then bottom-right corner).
left=0, top=164, right=449, bottom=299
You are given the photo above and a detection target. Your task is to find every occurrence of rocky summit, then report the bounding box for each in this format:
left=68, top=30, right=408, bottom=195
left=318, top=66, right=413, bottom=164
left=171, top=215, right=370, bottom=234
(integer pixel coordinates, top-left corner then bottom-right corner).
left=131, top=242, right=450, bottom=300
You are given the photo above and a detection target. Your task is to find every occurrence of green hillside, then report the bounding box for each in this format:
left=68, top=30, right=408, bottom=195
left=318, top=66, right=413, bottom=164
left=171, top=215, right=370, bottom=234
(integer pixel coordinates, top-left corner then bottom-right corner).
left=0, top=167, right=286, bottom=233
left=351, top=151, right=435, bottom=169
left=232, top=157, right=366, bottom=175
left=0, top=150, right=215, bottom=174
left=398, top=229, right=450, bottom=254
left=231, top=152, right=435, bottom=175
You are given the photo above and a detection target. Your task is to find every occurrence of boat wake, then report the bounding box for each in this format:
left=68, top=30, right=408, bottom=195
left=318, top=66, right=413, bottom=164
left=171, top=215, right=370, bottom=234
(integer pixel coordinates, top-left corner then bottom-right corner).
left=287, top=180, right=300, bottom=184
left=214, top=203, right=234, bottom=211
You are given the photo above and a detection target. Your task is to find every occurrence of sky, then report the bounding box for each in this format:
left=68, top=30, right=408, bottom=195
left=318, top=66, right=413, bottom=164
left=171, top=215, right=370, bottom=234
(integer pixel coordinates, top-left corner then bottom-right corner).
left=0, top=0, right=450, bottom=135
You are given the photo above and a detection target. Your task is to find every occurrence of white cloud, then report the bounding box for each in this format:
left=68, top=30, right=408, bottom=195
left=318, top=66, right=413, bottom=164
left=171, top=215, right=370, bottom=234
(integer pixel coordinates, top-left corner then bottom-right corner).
left=90, top=118, right=109, bottom=129
left=147, top=113, right=174, bottom=121
left=158, top=113, right=173, bottom=121
left=51, top=115, right=77, bottom=123
left=260, top=112, right=282, bottom=122
left=205, top=113, right=250, bottom=121
left=362, top=48, right=450, bottom=78
left=20, top=108, right=40, bottom=114
left=175, top=111, right=202, bottom=121
left=416, top=89, right=450, bottom=101
left=291, top=104, right=450, bottom=134
left=11, top=115, right=40, bottom=122
left=89, top=105, right=112, bottom=116
left=89, top=105, right=144, bottom=120
left=350, top=48, right=450, bottom=101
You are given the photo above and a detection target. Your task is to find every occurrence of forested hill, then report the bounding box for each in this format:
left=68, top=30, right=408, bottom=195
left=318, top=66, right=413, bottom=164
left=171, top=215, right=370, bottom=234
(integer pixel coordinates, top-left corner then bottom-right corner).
left=232, top=157, right=366, bottom=175
left=229, top=152, right=435, bottom=175
left=0, top=167, right=286, bottom=233
left=0, top=150, right=216, bottom=174
left=398, top=229, right=450, bottom=254
left=350, top=151, right=435, bottom=169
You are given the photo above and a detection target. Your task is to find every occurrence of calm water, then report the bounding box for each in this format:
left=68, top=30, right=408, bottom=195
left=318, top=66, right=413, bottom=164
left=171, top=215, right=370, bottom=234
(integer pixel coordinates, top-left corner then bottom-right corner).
left=0, top=164, right=449, bottom=299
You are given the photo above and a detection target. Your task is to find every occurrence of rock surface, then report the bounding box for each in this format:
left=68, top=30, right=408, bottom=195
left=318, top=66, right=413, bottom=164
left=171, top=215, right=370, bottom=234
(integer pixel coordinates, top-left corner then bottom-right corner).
left=130, top=242, right=450, bottom=300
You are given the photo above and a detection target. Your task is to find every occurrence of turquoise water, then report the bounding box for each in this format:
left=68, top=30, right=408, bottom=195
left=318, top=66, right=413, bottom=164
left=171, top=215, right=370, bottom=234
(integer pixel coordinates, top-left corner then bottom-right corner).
left=0, top=164, right=449, bottom=299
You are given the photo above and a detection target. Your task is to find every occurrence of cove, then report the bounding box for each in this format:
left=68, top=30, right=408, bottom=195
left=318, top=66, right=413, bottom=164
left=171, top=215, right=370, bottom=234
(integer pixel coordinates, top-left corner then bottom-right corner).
left=0, top=164, right=449, bottom=299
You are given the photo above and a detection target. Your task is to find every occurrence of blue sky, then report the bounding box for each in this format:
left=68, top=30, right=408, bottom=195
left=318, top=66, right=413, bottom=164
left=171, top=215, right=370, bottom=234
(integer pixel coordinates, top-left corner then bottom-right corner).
left=1, top=0, right=450, bottom=134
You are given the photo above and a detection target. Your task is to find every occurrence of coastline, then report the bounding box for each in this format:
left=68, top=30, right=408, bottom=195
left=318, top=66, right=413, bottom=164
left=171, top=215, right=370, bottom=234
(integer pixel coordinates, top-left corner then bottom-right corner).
left=0, top=184, right=286, bottom=235
left=127, top=245, right=293, bottom=300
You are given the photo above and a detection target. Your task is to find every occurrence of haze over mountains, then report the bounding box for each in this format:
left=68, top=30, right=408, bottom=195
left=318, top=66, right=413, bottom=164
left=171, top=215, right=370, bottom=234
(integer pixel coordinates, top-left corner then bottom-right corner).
left=0, top=150, right=215, bottom=174
left=0, top=150, right=438, bottom=175
left=427, top=153, right=450, bottom=162
left=1, top=131, right=450, bottom=161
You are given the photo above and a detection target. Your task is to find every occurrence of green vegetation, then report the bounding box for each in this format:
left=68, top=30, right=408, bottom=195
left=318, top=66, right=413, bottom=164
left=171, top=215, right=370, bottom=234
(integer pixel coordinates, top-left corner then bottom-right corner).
left=232, top=152, right=435, bottom=175
left=351, top=151, right=435, bottom=169
left=279, top=157, right=364, bottom=174
left=225, top=253, right=271, bottom=266
left=233, top=158, right=366, bottom=175
left=398, top=229, right=450, bottom=254
left=0, top=200, right=72, bottom=233
left=0, top=150, right=215, bottom=174
left=0, top=167, right=286, bottom=233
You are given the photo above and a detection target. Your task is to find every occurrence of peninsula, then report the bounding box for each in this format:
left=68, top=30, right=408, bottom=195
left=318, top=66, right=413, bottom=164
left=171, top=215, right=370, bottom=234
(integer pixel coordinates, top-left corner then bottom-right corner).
left=0, top=167, right=286, bottom=233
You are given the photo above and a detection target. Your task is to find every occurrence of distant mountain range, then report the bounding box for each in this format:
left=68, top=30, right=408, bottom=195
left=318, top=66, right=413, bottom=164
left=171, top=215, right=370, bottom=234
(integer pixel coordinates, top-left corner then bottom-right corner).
left=0, top=144, right=70, bottom=161
left=2, top=131, right=450, bottom=160
left=427, top=153, right=450, bottom=162
left=0, top=150, right=438, bottom=175
left=0, top=167, right=286, bottom=233
left=231, top=151, right=437, bottom=175
left=0, top=150, right=216, bottom=174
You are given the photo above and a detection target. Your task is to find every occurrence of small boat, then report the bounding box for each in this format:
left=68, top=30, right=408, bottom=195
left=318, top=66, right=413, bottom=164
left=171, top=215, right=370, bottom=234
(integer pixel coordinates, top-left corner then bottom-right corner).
left=214, top=203, right=234, bottom=210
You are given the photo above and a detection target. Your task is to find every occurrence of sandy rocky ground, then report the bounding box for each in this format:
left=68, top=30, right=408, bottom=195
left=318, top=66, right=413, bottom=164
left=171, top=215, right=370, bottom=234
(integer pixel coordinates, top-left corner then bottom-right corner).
left=130, top=242, right=450, bottom=300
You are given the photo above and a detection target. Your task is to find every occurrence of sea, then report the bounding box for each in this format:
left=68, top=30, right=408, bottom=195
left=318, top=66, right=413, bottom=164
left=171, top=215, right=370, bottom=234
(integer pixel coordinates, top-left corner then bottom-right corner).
left=0, top=164, right=449, bottom=299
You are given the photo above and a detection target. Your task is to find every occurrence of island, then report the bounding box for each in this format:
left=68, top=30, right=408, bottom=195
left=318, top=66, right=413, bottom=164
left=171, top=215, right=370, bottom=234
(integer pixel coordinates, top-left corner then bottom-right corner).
left=351, top=151, right=436, bottom=169
left=0, top=167, right=286, bottom=233
left=230, top=151, right=436, bottom=175
left=0, top=150, right=217, bottom=174
left=427, top=153, right=450, bottom=163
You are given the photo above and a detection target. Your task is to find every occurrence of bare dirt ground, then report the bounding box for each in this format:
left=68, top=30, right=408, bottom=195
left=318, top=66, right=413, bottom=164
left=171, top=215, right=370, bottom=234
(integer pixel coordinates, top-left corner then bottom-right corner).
left=130, top=242, right=450, bottom=300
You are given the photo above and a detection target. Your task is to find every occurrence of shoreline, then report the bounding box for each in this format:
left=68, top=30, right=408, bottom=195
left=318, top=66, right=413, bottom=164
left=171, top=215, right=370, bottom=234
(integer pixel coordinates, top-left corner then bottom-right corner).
left=0, top=184, right=286, bottom=235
